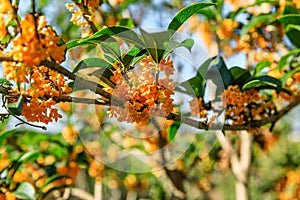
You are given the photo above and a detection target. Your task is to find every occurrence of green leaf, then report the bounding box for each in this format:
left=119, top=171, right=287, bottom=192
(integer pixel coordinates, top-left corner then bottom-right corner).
left=286, top=24, right=300, bottom=32
left=73, top=58, right=113, bottom=73
left=8, top=96, right=23, bottom=116
left=0, top=129, right=16, bottom=146
left=67, top=26, right=144, bottom=49
left=254, top=61, right=271, bottom=75
left=286, top=30, right=300, bottom=48
left=140, top=29, right=168, bottom=63
left=100, top=41, right=122, bottom=61
left=168, top=3, right=216, bottom=33
left=242, top=75, right=282, bottom=91
left=241, top=13, right=277, bottom=36
left=230, top=67, right=252, bottom=86
left=281, top=67, right=300, bottom=86
left=278, top=49, right=300, bottom=70
left=17, top=151, right=40, bottom=163
left=165, top=38, right=194, bottom=54
left=215, top=57, right=232, bottom=88
left=116, top=18, right=135, bottom=29
left=122, top=47, right=147, bottom=69
left=13, top=182, right=36, bottom=200
left=168, top=121, right=181, bottom=141
left=176, top=73, right=204, bottom=97
left=277, top=14, right=300, bottom=25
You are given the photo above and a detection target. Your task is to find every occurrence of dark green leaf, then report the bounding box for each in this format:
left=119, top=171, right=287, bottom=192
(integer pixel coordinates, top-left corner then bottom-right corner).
left=122, top=47, right=147, bottom=69
left=286, top=30, right=300, bottom=48
left=176, top=73, right=204, bottom=97
left=67, top=26, right=144, bottom=49
left=243, top=75, right=282, bottom=90
left=230, top=67, right=252, bottom=85
left=278, top=14, right=300, bottom=25
left=168, top=3, right=216, bottom=33
left=73, top=58, right=113, bottom=73
left=13, top=182, right=36, bottom=200
left=168, top=122, right=181, bottom=141
left=215, top=57, right=232, bottom=88
left=8, top=96, right=23, bottom=116
left=116, top=18, right=135, bottom=29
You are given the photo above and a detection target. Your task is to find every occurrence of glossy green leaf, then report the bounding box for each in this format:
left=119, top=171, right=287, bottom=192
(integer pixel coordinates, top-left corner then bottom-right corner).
left=254, top=61, right=271, bottom=75
left=286, top=24, right=300, bottom=32
left=278, top=49, right=300, bottom=70
left=168, top=121, right=181, bottom=141
left=140, top=29, right=169, bottom=63
left=67, top=26, right=144, bottom=49
left=242, top=75, right=282, bottom=90
left=278, top=14, right=300, bottom=25
left=176, top=73, right=204, bottom=97
left=14, top=182, right=36, bottom=200
left=230, top=67, right=252, bottom=86
left=165, top=38, right=194, bottom=54
left=241, top=13, right=277, bottom=36
left=122, top=47, right=147, bottom=69
left=281, top=67, right=300, bottom=86
left=100, top=41, right=122, bottom=61
left=8, top=96, right=23, bottom=116
left=168, top=3, right=216, bottom=33
left=73, top=58, right=113, bottom=73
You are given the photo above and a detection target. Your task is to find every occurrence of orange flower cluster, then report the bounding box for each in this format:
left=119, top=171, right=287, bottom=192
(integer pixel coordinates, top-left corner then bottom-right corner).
left=222, top=85, right=275, bottom=124
left=65, top=3, right=97, bottom=37
left=2, top=14, right=71, bottom=124
left=109, top=56, right=176, bottom=125
left=0, top=0, right=12, bottom=43
left=216, top=19, right=239, bottom=40
left=277, top=167, right=300, bottom=200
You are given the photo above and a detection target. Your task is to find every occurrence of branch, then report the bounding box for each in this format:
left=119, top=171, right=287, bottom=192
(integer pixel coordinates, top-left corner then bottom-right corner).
left=168, top=96, right=300, bottom=130
left=40, top=60, right=112, bottom=100
left=52, top=96, right=110, bottom=106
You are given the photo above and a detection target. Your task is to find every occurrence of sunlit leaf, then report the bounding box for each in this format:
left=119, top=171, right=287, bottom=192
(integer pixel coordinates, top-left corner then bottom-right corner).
left=13, top=182, right=36, bottom=200
left=168, top=3, right=216, bottom=33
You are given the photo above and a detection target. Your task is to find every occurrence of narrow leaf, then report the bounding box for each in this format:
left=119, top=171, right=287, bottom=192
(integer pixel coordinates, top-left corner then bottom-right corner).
left=168, top=3, right=216, bottom=33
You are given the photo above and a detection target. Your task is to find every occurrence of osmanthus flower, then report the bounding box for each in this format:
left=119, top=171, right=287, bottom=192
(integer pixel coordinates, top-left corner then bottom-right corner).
left=2, top=13, right=71, bottom=124
left=108, top=56, right=176, bottom=125
left=221, top=85, right=275, bottom=124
